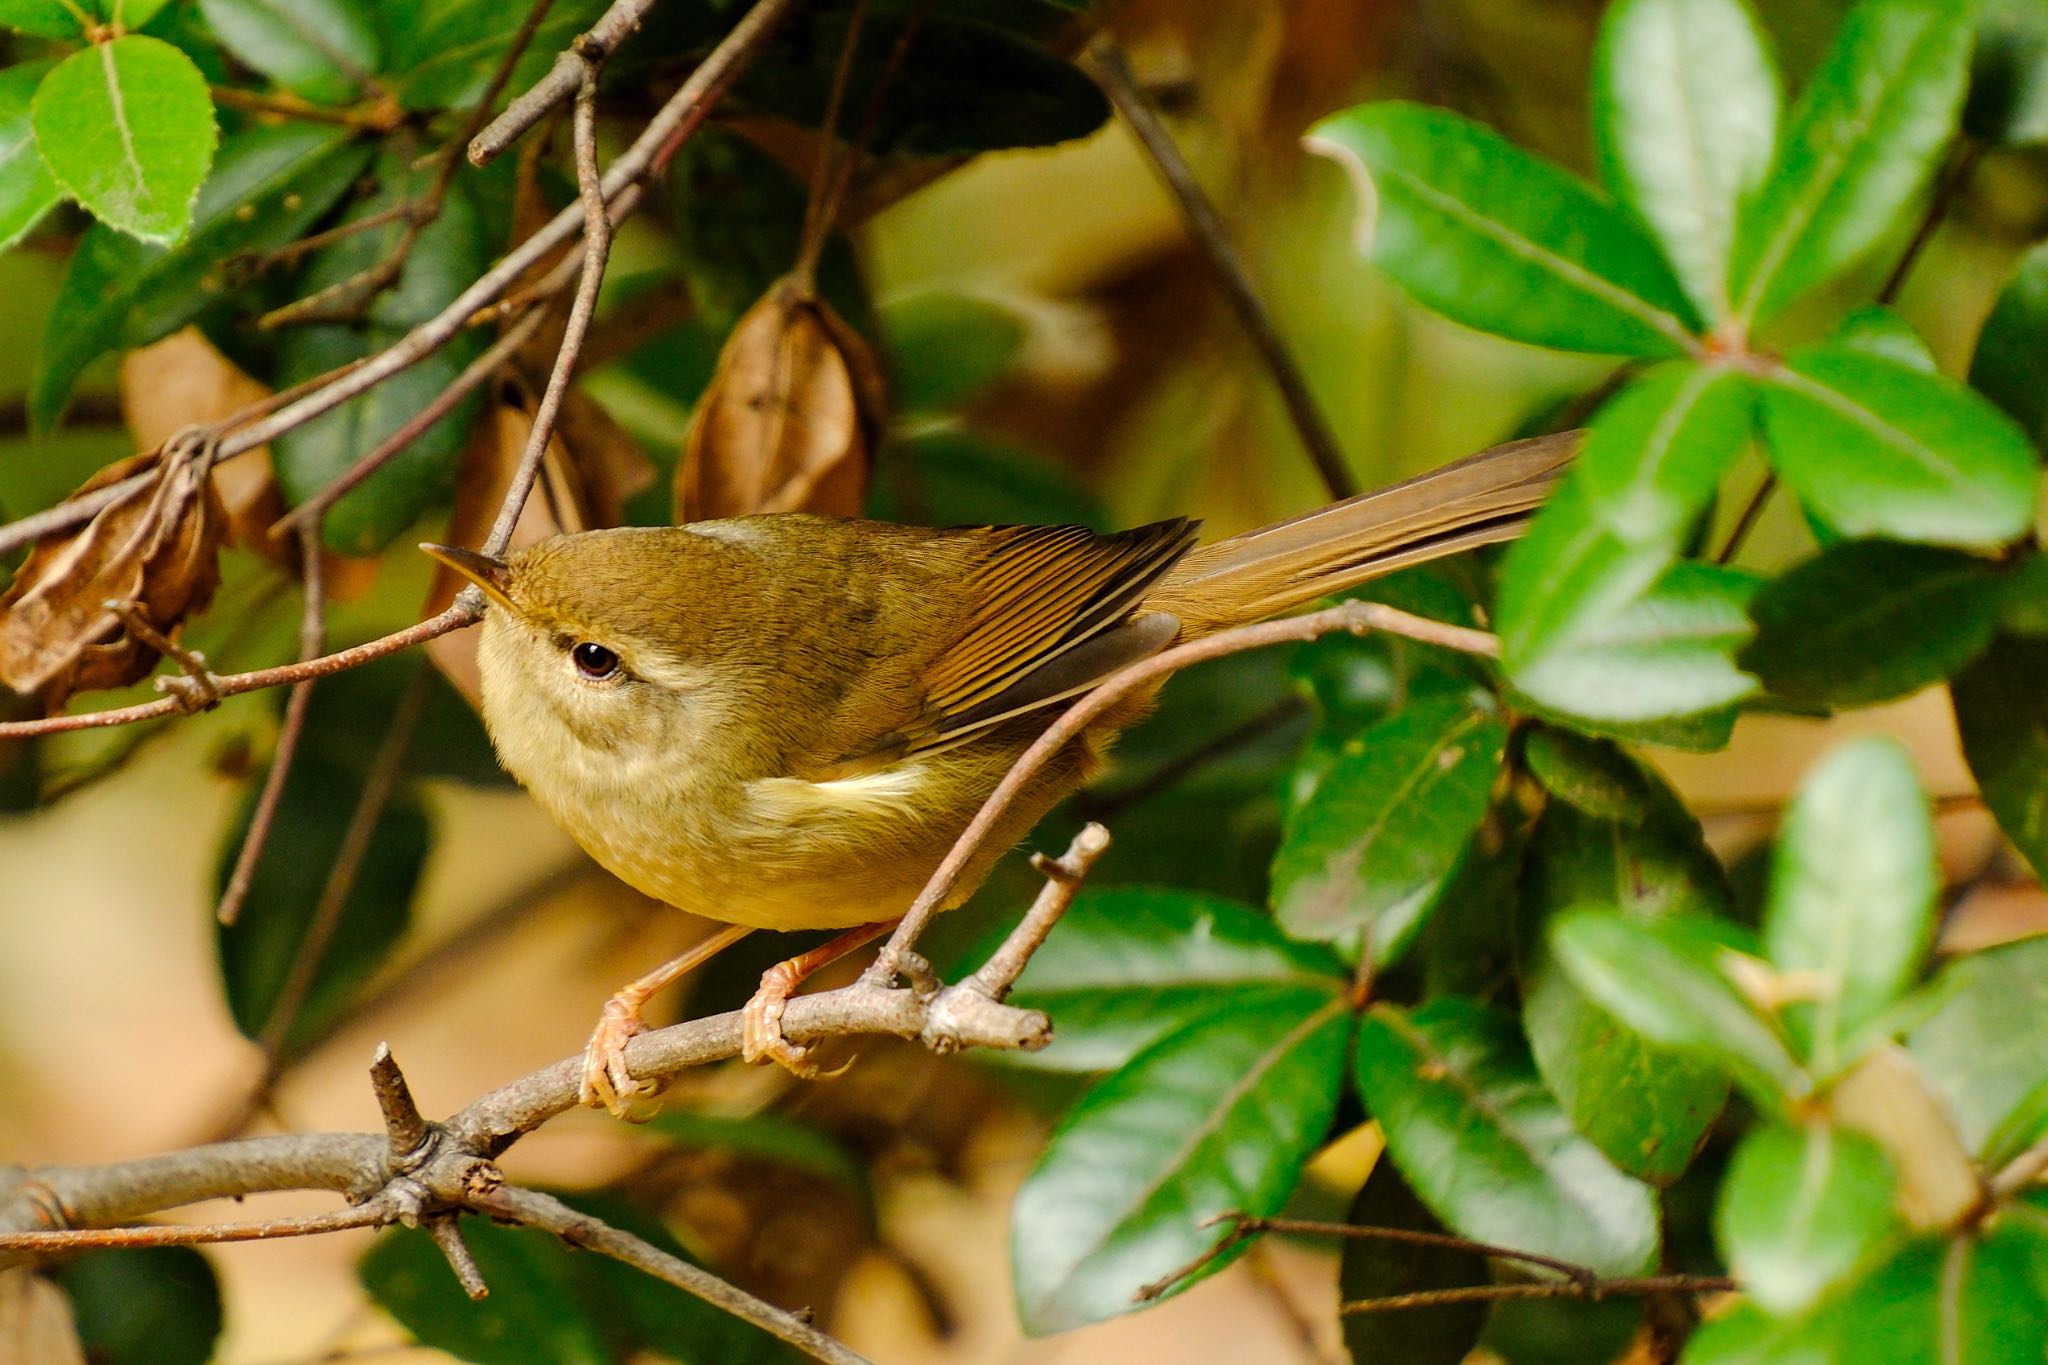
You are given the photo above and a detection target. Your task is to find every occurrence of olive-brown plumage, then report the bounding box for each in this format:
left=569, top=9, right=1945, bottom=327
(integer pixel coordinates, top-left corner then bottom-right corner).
left=424, top=432, right=1575, bottom=1105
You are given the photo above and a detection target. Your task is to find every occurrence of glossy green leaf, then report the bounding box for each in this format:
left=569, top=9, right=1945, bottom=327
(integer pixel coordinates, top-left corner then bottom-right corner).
left=1498, top=365, right=1753, bottom=670
left=51, top=1247, right=222, bottom=1365
left=0, top=0, right=86, bottom=38
left=1742, top=540, right=2008, bottom=706
left=1012, top=987, right=1349, bottom=1333
left=1355, top=999, right=1661, bottom=1277
left=1686, top=1227, right=2048, bottom=1364
left=884, top=291, right=1026, bottom=413
left=214, top=751, right=427, bottom=1056
left=1907, top=933, right=2048, bottom=1160
left=1269, top=695, right=1506, bottom=959
left=961, top=886, right=1342, bottom=1072
left=31, top=35, right=217, bottom=243
left=1970, top=237, right=2048, bottom=446
left=1764, top=736, right=1936, bottom=1074
left=381, top=0, right=608, bottom=111
left=1308, top=100, right=1701, bottom=355
left=1968, top=0, right=2048, bottom=146
left=30, top=123, right=371, bottom=427
left=0, top=60, right=60, bottom=254
left=1511, top=560, right=1761, bottom=722
left=1718, top=1122, right=1899, bottom=1314
left=1760, top=345, right=2039, bottom=549
left=1510, top=689, right=1740, bottom=753
left=273, top=153, right=489, bottom=553
left=1952, top=633, right=2048, bottom=879
left=1592, top=0, right=1780, bottom=319
left=1551, top=909, right=1807, bottom=1108
left=199, top=0, right=380, bottom=105
left=1729, top=0, right=1972, bottom=323
left=1522, top=745, right=1732, bottom=1183
left=1833, top=303, right=1938, bottom=372
left=1339, top=1158, right=1487, bottom=1365
left=740, top=11, right=1108, bottom=155
left=361, top=1199, right=798, bottom=1364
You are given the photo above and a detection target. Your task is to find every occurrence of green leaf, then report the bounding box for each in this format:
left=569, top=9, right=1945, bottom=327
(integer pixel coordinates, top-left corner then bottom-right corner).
left=1970, top=237, right=2048, bottom=446
left=1522, top=742, right=1733, bottom=1183
left=2002, top=554, right=2048, bottom=636
left=1011, top=987, right=1349, bottom=1333
left=869, top=430, right=1111, bottom=529
left=1307, top=100, right=1701, bottom=355
left=361, top=1200, right=799, bottom=1365
left=883, top=291, right=1026, bottom=414
left=199, top=0, right=380, bottom=106
left=1355, top=999, right=1661, bottom=1277
left=0, top=0, right=87, bottom=39
left=1834, top=303, right=1938, bottom=372
left=1742, top=540, right=2009, bottom=706
left=30, top=35, right=218, bottom=243
left=1764, top=736, right=1936, bottom=1074
left=1512, top=560, right=1761, bottom=723
left=273, top=152, right=489, bottom=553
left=1686, top=1227, right=2048, bottom=1364
left=50, top=1247, right=223, bottom=1365
left=1968, top=0, right=2048, bottom=146
left=959, top=886, right=1342, bottom=1072
left=1759, top=345, right=2040, bottom=549
left=639, top=1111, right=870, bottom=1212
left=1269, top=695, right=1506, bottom=959
left=1908, top=933, right=2048, bottom=1161
left=1729, top=0, right=1972, bottom=324
left=1592, top=0, right=1780, bottom=320
left=1717, top=1122, right=1900, bottom=1314
left=214, top=750, right=427, bottom=1056
left=1339, top=1158, right=1488, bottom=1365
left=1952, top=633, right=2048, bottom=879
left=1550, top=909, right=1807, bottom=1109
left=741, top=12, right=1109, bottom=155
left=1498, top=364, right=1753, bottom=669
left=381, top=0, right=608, bottom=111
left=30, top=122, right=371, bottom=427
left=0, top=60, right=60, bottom=254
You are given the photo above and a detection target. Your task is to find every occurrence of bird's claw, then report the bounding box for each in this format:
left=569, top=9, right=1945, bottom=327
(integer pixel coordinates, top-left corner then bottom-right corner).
left=741, top=974, right=819, bottom=1078
left=579, top=994, right=665, bottom=1120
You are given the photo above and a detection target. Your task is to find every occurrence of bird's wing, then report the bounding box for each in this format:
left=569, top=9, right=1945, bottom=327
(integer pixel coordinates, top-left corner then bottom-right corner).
left=826, top=518, right=1199, bottom=773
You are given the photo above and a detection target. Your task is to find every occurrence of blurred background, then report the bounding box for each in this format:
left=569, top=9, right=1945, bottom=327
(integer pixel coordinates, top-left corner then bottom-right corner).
left=1, top=0, right=2044, bottom=1359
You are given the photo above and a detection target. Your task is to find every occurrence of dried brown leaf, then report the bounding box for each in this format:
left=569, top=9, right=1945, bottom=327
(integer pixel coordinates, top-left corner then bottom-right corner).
left=120, top=330, right=285, bottom=562
left=676, top=275, right=885, bottom=521
left=0, top=434, right=227, bottom=711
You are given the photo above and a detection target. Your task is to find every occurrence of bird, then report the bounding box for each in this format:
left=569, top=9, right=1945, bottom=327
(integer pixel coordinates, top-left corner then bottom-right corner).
left=423, top=430, right=1574, bottom=1114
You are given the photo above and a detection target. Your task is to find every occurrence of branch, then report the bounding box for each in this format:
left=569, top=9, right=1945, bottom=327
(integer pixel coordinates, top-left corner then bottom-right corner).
left=1339, top=1275, right=1738, bottom=1317
left=1081, top=38, right=1359, bottom=502
left=866, top=599, right=1498, bottom=985
left=470, top=0, right=663, bottom=166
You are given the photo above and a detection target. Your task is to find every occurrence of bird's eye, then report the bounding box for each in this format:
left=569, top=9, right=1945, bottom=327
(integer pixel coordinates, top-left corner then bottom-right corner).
left=572, top=642, right=620, bottom=680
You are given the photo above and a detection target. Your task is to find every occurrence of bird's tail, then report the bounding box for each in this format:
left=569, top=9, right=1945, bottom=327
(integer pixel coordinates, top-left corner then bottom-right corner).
left=1147, top=430, right=1579, bottom=636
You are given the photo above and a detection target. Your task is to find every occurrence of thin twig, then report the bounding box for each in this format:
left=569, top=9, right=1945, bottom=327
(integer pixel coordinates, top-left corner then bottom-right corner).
left=1715, top=469, right=1776, bottom=565
left=960, top=823, right=1108, bottom=998
left=254, top=667, right=430, bottom=1070
left=1339, top=1275, right=1738, bottom=1317
left=1072, top=697, right=1305, bottom=823
left=217, top=523, right=327, bottom=925
left=1877, top=140, right=1984, bottom=306
left=469, top=1185, right=872, bottom=1365
left=793, top=0, right=871, bottom=289
left=471, top=0, right=662, bottom=165
left=427, top=1217, right=489, bottom=1300
left=369, top=1045, right=429, bottom=1162
left=866, top=600, right=1499, bottom=984
left=1082, top=38, right=1359, bottom=502
left=0, top=1203, right=389, bottom=1253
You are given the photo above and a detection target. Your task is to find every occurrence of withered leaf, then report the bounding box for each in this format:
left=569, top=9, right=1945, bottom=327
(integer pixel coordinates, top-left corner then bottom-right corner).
left=0, top=1269, right=87, bottom=1365
left=0, top=434, right=227, bottom=712
left=120, top=329, right=284, bottom=560
left=675, top=274, right=885, bottom=521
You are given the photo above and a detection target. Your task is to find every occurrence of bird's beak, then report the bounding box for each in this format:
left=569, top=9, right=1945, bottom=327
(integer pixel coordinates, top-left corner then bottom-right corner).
left=420, top=543, right=515, bottom=610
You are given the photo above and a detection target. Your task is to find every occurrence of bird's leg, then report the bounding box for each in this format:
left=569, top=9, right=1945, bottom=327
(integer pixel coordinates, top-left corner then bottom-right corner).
left=583, top=923, right=754, bottom=1117
left=742, top=919, right=899, bottom=1077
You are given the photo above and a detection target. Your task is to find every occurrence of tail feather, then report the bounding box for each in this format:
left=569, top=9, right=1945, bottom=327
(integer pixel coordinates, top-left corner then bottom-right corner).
left=1147, top=430, right=1579, bottom=636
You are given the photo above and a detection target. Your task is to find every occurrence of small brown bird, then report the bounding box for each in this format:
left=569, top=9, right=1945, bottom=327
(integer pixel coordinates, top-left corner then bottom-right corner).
left=425, top=432, right=1573, bottom=1113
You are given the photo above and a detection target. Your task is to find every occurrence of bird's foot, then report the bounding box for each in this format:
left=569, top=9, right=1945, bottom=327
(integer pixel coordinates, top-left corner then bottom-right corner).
left=579, top=993, right=665, bottom=1120
left=741, top=963, right=818, bottom=1078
